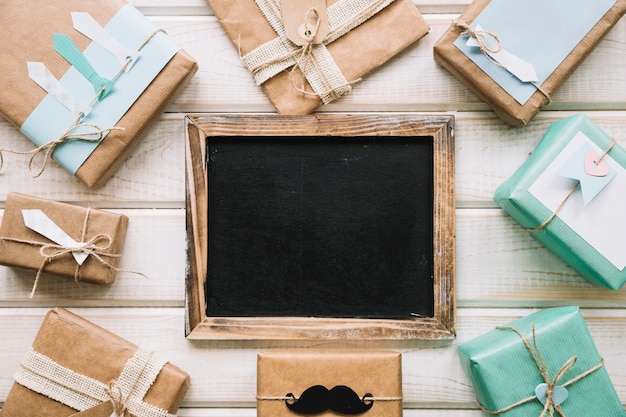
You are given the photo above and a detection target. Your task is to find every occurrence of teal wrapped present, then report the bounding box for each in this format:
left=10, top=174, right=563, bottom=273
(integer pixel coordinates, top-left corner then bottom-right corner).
left=459, top=306, right=624, bottom=417
left=495, top=114, right=626, bottom=289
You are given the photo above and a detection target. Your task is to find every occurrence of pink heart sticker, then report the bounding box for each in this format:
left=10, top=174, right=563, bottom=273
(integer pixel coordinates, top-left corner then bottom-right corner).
left=584, top=150, right=610, bottom=177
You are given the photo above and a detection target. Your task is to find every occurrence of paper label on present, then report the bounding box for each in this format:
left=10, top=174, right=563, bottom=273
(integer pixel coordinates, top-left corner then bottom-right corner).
left=22, top=209, right=89, bottom=265
left=454, top=0, right=617, bottom=105
left=281, top=0, right=330, bottom=46
left=528, top=131, right=626, bottom=270
left=465, top=25, right=538, bottom=83
left=558, top=143, right=616, bottom=206
left=20, top=4, right=180, bottom=175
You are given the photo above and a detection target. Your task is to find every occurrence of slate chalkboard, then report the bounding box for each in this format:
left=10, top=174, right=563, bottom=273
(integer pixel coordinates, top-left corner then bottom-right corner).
left=185, top=114, right=455, bottom=340
left=207, top=136, right=434, bottom=319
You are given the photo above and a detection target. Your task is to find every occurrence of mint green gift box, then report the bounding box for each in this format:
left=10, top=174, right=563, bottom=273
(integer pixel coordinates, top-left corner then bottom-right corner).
left=495, top=114, right=626, bottom=289
left=458, top=306, right=625, bottom=417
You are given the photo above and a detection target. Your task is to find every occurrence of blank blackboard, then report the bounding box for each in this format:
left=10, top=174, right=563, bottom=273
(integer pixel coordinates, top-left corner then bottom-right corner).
left=185, top=114, right=455, bottom=340
left=207, top=136, right=434, bottom=319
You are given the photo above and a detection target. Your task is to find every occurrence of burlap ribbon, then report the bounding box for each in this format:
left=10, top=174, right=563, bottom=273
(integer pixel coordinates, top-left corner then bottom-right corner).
left=15, top=347, right=177, bottom=417
left=242, top=0, right=395, bottom=104
left=477, top=324, right=604, bottom=416
left=0, top=29, right=164, bottom=177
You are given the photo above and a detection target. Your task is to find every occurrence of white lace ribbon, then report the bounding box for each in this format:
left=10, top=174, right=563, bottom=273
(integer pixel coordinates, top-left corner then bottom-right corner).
left=14, top=347, right=176, bottom=417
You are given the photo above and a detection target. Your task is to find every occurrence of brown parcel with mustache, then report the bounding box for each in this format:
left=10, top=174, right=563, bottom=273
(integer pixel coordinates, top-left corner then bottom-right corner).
left=0, top=0, right=197, bottom=188
left=257, top=349, right=402, bottom=417
left=0, top=307, right=189, bottom=417
left=0, top=193, right=128, bottom=288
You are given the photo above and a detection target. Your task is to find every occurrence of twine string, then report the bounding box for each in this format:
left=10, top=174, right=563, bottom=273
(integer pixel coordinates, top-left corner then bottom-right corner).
left=287, top=8, right=361, bottom=99
left=0, top=207, right=147, bottom=297
left=0, top=29, right=165, bottom=176
left=528, top=139, right=617, bottom=233
left=476, top=323, right=605, bottom=416
left=104, top=351, right=154, bottom=417
left=454, top=19, right=551, bottom=103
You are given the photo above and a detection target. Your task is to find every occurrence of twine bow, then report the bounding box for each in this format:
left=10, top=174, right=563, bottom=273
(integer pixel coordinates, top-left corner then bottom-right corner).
left=243, top=0, right=394, bottom=104
left=454, top=19, right=551, bottom=103
left=16, top=347, right=177, bottom=417
left=287, top=7, right=357, bottom=99
left=0, top=124, right=124, bottom=178
left=0, top=207, right=147, bottom=297
left=0, top=29, right=165, bottom=177
left=477, top=324, right=604, bottom=416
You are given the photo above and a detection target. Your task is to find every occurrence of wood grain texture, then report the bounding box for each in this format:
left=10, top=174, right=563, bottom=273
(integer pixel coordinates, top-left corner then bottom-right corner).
left=1, top=1, right=625, bottom=415
left=185, top=114, right=455, bottom=340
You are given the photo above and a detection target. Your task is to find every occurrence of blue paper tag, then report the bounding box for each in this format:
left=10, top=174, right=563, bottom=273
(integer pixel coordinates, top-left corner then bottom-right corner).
left=454, top=0, right=616, bottom=105
left=558, top=143, right=616, bottom=206
left=21, top=4, right=180, bottom=175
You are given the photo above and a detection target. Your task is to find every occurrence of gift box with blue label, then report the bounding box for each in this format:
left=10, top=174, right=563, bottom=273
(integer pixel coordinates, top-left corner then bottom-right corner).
left=458, top=306, right=625, bottom=417
left=433, top=0, right=626, bottom=126
left=0, top=0, right=197, bottom=188
left=494, top=114, right=626, bottom=289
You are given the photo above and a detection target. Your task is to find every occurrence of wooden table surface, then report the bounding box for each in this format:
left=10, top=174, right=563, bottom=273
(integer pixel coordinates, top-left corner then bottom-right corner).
left=1, top=1, right=626, bottom=415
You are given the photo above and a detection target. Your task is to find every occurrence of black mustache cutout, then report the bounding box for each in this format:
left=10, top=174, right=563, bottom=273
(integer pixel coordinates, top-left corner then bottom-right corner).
left=285, top=385, right=374, bottom=415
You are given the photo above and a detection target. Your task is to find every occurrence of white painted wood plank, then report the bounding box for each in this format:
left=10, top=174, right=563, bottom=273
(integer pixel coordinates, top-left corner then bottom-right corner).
left=3, top=110, right=626, bottom=206
left=175, top=409, right=485, bottom=417
left=2, top=207, right=626, bottom=307
left=161, top=15, right=626, bottom=113
left=0, top=210, right=185, bottom=306
left=0, top=308, right=624, bottom=408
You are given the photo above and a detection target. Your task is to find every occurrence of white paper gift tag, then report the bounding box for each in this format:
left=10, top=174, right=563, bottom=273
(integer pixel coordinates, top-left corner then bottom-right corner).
left=28, top=61, right=92, bottom=119
left=22, top=209, right=89, bottom=265
left=72, top=11, right=139, bottom=71
left=466, top=24, right=538, bottom=83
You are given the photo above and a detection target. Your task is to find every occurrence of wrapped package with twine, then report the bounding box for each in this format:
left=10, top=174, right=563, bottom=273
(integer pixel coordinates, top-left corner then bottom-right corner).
left=494, top=114, right=626, bottom=290
left=0, top=0, right=197, bottom=188
left=458, top=306, right=625, bottom=417
left=433, top=0, right=626, bottom=126
left=257, top=349, right=402, bottom=417
left=207, top=0, right=429, bottom=115
left=0, top=193, right=130, bottom=295
left=0, top=308, right=190, bottom=417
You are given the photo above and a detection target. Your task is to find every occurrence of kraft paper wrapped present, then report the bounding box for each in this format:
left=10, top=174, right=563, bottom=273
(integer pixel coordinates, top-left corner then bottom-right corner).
left=0, top=308, right=190, bottom=417
left=433, top=0, right=626, bottom=126
left=208, top=0, right=429, bottom=115
left=0, top=193, right=129, bottom=293
left=257, top=349, right=402, bottom=417
left=494, top=114, right=626, bottom=289
left=0, top=0, right=197, bottom=188
left=459, top=306, right=625, bottom=417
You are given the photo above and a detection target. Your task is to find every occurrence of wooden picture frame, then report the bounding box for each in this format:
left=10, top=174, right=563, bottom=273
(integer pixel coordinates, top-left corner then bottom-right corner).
left=185, top=114, right=455, bottom=340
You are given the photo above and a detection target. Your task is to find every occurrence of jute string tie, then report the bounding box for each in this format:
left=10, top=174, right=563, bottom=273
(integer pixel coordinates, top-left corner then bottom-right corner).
left=0, top=29, right=165, bottom=176
left=15, top=347, right=177, bottom=417
left=477, top=323, right=604, bottom=416
left=0, top=207, right=148, bottom=298
left=528, top=139, right=617, bottom=233
left=454, top=19, right=551, bottom=104
left=243, top=0, right=394, bottom=104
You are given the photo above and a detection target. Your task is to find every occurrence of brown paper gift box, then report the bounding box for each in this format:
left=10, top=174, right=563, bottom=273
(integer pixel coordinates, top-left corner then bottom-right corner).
left=433, top=0, right=626, bottom=127
left=257, top=349, right=402, bottom=417
left=208, top=0, right=429, bottom=115
left=0, top=192, right=128, bottom=286
left=0, top=308, right=190, bottom=417
left=0, top=0, right=197, bottom=188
